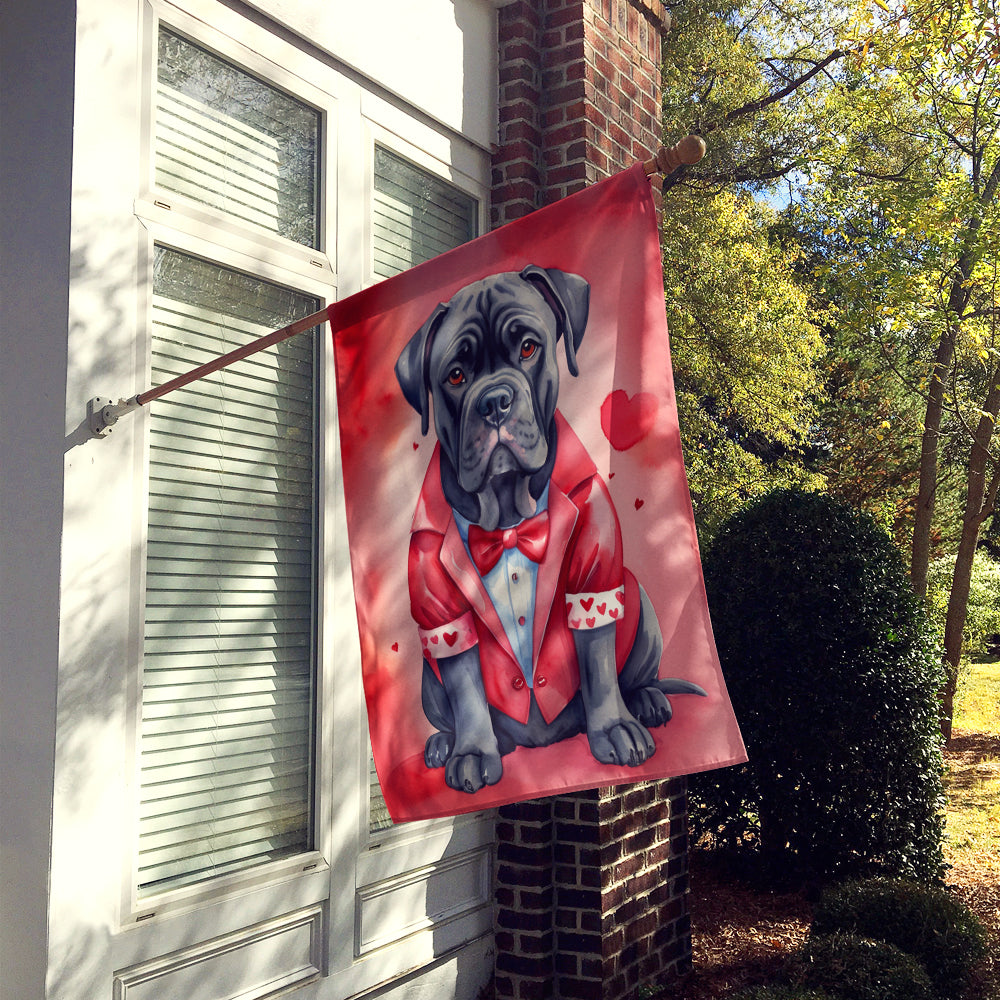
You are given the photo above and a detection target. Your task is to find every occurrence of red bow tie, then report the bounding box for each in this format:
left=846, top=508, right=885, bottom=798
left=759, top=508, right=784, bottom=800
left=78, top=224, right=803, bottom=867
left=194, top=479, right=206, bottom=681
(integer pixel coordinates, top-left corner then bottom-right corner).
left=468, top=512, right=550, bottom=575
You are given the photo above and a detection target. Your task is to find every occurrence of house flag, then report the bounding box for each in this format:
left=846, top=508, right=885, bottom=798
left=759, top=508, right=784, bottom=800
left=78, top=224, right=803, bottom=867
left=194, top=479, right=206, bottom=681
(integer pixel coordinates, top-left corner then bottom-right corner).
left=330, top=164, right=746, bottom=823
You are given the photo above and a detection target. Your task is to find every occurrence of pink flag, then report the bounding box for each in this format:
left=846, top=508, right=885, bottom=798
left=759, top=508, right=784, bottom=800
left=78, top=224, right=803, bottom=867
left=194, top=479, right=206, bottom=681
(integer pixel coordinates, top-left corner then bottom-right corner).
left=331, top=164, right=746, bottom=822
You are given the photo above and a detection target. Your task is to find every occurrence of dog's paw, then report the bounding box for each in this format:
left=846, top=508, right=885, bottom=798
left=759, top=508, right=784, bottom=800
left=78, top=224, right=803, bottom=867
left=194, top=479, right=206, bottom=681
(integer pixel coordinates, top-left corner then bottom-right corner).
left=445, top=748, right=503, bottom=794
left=626, top=685, right=672, bottom=728
left=425, top=731, right=454, bottom=769
left=588, top=719, right=655, bottom=768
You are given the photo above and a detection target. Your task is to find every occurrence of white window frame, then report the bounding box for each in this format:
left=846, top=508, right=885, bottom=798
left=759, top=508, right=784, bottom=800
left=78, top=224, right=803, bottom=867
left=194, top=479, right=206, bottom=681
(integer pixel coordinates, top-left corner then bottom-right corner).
left=123, top=0, right=340, bottom=929
left=111, top=2, right=496, bottom=993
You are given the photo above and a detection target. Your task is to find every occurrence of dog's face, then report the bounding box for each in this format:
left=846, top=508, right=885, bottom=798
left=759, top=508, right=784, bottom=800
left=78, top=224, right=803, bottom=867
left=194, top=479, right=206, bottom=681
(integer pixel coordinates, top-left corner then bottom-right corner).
left=397, top=266, right=590, bottom=528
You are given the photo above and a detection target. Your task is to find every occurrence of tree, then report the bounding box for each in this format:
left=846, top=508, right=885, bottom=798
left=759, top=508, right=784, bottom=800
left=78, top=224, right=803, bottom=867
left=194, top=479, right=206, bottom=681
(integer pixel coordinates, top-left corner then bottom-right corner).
left=661, top=188, right=825, bottom=539
left=659, top=0, right=849, bottom=539
left=799, top=0, right=1000, bottom=736
left=660, top=1, right=999, bottom=737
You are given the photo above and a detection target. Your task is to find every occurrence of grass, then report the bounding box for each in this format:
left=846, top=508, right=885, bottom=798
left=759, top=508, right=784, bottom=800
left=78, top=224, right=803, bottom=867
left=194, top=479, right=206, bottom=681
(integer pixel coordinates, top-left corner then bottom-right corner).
left=942, top=658, right=1000, bottom=1000
left=955, top=658, right=1000, bottom=733
left=945, top=659, right=1000, bottom=867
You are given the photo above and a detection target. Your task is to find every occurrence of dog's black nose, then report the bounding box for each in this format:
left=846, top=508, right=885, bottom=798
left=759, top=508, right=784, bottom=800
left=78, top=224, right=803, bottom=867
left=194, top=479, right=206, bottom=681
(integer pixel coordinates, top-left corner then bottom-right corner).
left=477, top=384, right=514, bottom=427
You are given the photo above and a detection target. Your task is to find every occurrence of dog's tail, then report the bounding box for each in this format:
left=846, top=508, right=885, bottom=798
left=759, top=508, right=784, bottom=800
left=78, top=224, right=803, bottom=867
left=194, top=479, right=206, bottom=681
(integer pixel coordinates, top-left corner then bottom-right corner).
left=654, top=678, right=708, bottom=698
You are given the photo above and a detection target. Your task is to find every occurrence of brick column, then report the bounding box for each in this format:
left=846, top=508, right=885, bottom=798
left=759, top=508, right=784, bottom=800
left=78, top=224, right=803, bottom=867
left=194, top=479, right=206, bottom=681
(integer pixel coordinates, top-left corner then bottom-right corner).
left=491, top=4, right=693, bottom=999
left=493, top=0, right=668, bottom=226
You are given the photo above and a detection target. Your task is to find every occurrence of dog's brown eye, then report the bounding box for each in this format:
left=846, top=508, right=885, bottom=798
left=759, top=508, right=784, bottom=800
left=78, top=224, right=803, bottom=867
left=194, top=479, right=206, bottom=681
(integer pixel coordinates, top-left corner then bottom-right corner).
left=520, top=340, right=538, bottom=360
left=447, top=367, right=465, bottom=386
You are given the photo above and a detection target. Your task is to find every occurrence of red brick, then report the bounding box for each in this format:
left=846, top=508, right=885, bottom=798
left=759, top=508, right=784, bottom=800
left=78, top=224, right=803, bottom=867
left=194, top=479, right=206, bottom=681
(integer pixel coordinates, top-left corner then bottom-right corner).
left=542, top=66, right=566, bottom=89
left=502, top=40, right=538, bottom=64
left=502, top=120, right=543, bottom=145
left=560, top=979, right=604, bottom=1000
left=547, top=115, right=590, bottom=145
left=503, top=79, right=542, bottom=104
left=499, top=100, right=539, bottom=125
left=548, top=2, right=588, bottom=27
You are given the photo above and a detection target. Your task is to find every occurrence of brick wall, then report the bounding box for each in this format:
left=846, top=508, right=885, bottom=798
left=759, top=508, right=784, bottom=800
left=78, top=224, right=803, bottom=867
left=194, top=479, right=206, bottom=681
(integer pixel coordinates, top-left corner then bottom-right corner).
left=490, top=8, right=690, bottom=997
left=494, top=781, right=692, bottom=1000
left=492, top=0, right=668, bottom=227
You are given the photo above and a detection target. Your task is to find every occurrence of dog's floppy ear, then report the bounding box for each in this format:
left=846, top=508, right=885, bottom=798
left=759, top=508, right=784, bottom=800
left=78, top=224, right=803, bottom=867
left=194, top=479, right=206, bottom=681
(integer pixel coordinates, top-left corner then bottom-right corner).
left=395, top=303, right=448, bottom=436
left=519, top=265, right=590, bottom=377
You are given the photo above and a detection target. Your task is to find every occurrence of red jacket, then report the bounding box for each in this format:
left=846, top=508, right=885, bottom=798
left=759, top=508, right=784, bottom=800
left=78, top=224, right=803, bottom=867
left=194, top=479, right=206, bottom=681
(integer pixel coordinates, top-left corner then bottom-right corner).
left=408, top=412, right=640, bottom=724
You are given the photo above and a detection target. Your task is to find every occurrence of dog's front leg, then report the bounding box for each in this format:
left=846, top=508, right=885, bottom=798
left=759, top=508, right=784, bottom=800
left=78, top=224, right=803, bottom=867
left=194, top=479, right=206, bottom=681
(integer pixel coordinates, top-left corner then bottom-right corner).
left=574, top=624, right=655, bottom=767
left=436, top=648, right=503, bottom=793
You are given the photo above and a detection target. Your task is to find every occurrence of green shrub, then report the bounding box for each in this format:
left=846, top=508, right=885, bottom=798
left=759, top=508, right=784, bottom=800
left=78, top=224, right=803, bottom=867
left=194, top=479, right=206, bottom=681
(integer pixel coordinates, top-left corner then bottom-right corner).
left=812, top=878, right=988, bottom=999
left=692, top=489, right=946, bottom=882
left=792, top=933, right=934, bottom=1000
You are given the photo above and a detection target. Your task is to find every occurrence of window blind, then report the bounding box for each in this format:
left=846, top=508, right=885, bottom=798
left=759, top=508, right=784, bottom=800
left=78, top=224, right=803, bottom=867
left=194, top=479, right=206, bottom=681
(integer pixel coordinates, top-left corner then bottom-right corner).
left=368, top=148, right=477, bottom=832
left=372, top=146, right=477, bottom=280
left=138, top=248, right=318, bottom=895
left=156, top=28, right=320, bottom=248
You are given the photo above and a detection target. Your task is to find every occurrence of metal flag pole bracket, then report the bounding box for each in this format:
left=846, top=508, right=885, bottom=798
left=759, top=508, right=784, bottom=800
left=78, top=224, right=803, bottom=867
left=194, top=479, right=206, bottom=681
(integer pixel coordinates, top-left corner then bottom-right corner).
left=88, top=395, right=142, bottom=438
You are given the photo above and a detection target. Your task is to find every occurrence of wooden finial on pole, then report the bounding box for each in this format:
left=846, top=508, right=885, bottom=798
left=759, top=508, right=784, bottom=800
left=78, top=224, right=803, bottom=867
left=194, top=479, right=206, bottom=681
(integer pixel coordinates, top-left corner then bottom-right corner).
left=643, top=135, right=707, bottom=176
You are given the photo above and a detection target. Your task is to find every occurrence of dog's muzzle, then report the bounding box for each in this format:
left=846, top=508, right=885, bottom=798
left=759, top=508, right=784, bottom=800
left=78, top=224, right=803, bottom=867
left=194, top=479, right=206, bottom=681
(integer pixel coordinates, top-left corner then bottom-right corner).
left=476, top=382, right=515, bottom=428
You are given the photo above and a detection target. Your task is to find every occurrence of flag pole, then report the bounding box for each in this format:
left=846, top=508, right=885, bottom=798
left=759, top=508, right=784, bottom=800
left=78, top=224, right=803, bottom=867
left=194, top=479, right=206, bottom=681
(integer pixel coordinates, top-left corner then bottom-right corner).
left=88, top=135, right=705, bottom=438
left=87, top=306, right=330, bottom=437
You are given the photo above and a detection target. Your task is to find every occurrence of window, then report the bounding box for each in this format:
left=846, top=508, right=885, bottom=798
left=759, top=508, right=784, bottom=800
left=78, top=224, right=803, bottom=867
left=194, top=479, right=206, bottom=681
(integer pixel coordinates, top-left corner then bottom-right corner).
left=155, top=28, right=320, bottom=247
left=58, top=0, right=496, bottom=992
left=372, top=145, right=477, bottom=279
left=136, top=26, right=323, bottom=897
left=367, top=146, right=479, bottom=833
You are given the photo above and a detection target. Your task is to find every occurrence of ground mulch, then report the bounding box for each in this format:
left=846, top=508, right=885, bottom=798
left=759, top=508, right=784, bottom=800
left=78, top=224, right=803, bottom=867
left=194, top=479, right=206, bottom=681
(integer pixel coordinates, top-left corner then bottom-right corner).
left=668, top=734, right=1000, bottom=999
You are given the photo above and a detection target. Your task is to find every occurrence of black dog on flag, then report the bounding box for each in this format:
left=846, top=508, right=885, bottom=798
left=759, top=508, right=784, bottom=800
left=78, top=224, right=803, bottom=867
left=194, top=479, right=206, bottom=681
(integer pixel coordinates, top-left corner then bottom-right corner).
left=395, top=266, right=705, bottom=794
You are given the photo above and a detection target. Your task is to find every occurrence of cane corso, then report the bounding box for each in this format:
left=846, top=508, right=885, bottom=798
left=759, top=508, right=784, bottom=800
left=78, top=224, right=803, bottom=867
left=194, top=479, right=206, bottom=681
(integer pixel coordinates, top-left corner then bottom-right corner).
left=396, top=265, right=705, bottom=794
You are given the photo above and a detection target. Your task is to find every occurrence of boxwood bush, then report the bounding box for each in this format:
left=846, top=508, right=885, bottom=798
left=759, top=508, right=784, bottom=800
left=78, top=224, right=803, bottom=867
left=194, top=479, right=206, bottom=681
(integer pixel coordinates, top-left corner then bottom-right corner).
left=691, top=489, right=946, bottom=882
left=791, top=933, right=934, bottom=1000
left=812, top=878, right=987, bottom=998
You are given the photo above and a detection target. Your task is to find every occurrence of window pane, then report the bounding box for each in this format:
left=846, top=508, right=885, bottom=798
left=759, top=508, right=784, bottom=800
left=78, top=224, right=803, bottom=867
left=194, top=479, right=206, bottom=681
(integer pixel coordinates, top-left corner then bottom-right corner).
left=372, top=146, right=477, bottom=279
left=369, top=149, right=478, bottom=832
left=156, top=28, right=320, bottom=248
left=139, top=247, right=318, bottom=895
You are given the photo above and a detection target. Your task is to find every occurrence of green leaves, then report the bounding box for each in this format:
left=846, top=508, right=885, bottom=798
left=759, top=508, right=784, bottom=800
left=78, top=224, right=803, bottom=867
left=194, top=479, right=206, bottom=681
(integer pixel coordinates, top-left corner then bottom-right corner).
left=692, top=489, right=947, bottom=883
left=664, top=188, right=826, bottom=538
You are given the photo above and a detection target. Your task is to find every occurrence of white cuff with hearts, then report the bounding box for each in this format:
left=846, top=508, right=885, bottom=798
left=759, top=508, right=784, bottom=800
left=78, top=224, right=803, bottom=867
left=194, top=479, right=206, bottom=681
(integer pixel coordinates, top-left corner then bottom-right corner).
left=565, top=587, right=625, bottom=630
left=419, top=612, right=478, bottom=658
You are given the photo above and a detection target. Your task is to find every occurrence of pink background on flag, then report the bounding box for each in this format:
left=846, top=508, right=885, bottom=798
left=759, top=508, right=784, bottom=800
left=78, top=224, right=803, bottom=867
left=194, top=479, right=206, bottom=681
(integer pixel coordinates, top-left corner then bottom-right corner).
left=331, top=164, right=746, bottom=822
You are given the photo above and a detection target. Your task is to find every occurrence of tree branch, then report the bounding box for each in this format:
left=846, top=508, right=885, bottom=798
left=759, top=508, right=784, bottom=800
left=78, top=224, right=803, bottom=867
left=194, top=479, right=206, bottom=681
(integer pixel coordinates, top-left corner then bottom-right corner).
left=703, top=49, right=848, bottom=133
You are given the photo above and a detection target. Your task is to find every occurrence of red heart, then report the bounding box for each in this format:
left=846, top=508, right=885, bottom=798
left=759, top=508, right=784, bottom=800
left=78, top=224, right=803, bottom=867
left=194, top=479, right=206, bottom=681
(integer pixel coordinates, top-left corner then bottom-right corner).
left=601, top=390, right=658, bottom=451
left=566, top=602, right=574, bottom=616
left=580, top=597, right=594, bottom=611
left=570, top=618, right=581, bottom=628
left=392, top=642, right=399, bottom=652
left=615, top=591, right=625, bottom=604
left=608, top=472, right=616, bottom=479
left=609, top=608, right=619, bottom=619
left=634, top=498, right=644, bottom=510
left=443, top=631, right=458, bottom=647
left=431, top=635, right=439, bottom=644
left=597, top=603, right=606, bottom=615
left=413, top=442, right=419, bottom=450
left=586, top=617, right=596, bottom=628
